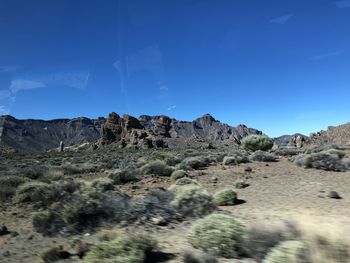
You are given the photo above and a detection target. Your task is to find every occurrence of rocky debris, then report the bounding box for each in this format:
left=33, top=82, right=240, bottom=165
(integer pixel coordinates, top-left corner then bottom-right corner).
left=0, top=224, right=9, bottom=236
left=327, top=191, right=342, bottom=199
left=287, top=135, right=307, bottom=148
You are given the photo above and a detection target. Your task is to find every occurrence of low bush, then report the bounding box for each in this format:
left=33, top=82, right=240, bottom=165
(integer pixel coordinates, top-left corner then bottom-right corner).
left=41, top=246, right=71, bottom=263
left=151, top=152, right=182, bottom=166
left=90, top=178, right=115, bottom=192
left=234, top=180, right=249, bottom=189
left=250, top=150, right=277, bottom=162
left=262, top=240, right=310, bottom=263
left=171, top=169, right=188, bottom=180
left=295, top=149, right=350, bottom=171
left=168, top=178, right=201, bottom=193
left=32, top=210, right=64, bottom=236
left=223, top=150, right=250, bottom=166
left=83, top=232, right=158, bottom=263
left=0, top=176, right=28, bottom=200
left=242, top=135, right=274, bottom=152
left=171, top=188, right=216, bottom=218
left=179, top=156, right=210, bottom=170
left=213, top=189, right=237, bottom=206
left=183, top=251, right=218, bottom=263
left=140, top=160, right=174, bottom=176
left=274, top=147, right=301, bottom=156
left=187, top=213, right=246, bottom=257
left=108, top=169, right=140, bottom=185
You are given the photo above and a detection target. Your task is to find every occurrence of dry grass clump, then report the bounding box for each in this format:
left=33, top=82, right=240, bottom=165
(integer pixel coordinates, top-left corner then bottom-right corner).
left=90, top=178, right=115, bottom=192
left=222, top=150, right=250, bottom=166
left=262, top=240, right=310, bottom=263
left=187, top=213, right=246, bottom=258
left=168, top=178, right=201, bottom=193
left=295, top=149, right=350, bottom=171
left=273, top=147, right=301, bottom=156
left=183, top=251, right=218, bottom=263
left=242, top=135, right=274, bottom=152
left=83, top=232, right=158, bottom=263
left=32, top=210, right=65, bottom=236
left=140, top=160, right=174, bottom=176
left=213, top=189, right=237, bottom=206
left=178, top=156, right=210, bottom=170
left=171, top=169, right=188, bottom=180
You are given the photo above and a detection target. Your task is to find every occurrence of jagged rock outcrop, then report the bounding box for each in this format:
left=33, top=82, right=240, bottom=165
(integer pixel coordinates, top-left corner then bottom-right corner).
left=308, top=123, right=350, bottom=146
left=100, top=113, right=262, bottom=149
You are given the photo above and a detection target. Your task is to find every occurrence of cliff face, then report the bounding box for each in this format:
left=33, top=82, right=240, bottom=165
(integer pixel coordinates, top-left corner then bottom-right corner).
left=0, top=115, right=104, bottom=153
left=0, top=113, right=262, bottom=153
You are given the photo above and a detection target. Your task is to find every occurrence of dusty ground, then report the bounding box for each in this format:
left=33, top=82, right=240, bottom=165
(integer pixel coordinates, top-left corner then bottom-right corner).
left=1, top=153, right=350, bottom=263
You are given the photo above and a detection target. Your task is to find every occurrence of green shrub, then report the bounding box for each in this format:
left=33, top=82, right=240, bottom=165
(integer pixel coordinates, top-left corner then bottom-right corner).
left=0, top=176, right=28, bottom=200
left=295, top=149, right=350, bottom=171
left=241, top=135, right=273, bottom=152
left=13, top=181, right=58, bottom=205
left=213, top=189, right=237, bottom=206
left=90, top=178, right=115, bottom=192
left=183, top=251, right=218, bottom=263
left=262, top=241, right=310, bottom=263
left=108, top=169, right=140, bottom=185
left=187, top=213, right=246, bottom=257
left=223, top=150, right=250, bottom=166
left=83, top=233, right=157, bottom=263
left=41, top=246, right=71, bottom=262
left=32, top=210, right=64, bottom=236
left=171, top=188, right=216, bottom=217
left=151, top=152, right=182, bottom=166
left=234, top=180, right=249, bottom=189
left=274, top=147, right=301, bottom=156
left=171, top=169, right=188, bottom=180
left=250, top=150, right=277, bottom=162
left=179, top=156, right=210, bottom=170
left=168, top=178, right=201, bottom=193
left=140, top=160, right=174, bottom=176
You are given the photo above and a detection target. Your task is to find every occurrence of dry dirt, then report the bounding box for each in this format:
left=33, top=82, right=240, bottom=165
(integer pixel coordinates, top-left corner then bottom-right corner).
left=1, top=154, right=350, bottom=263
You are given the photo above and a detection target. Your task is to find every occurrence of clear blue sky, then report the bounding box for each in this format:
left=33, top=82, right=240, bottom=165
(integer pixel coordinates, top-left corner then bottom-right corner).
left=0, top=0, right=350, bottom=137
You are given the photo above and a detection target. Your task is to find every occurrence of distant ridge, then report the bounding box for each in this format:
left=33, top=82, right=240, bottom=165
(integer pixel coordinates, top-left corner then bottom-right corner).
left=0, top=113, right=262, bottom=153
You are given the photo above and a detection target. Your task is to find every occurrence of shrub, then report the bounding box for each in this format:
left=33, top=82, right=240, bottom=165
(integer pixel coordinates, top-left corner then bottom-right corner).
left=250, top=150, right=277, bottom=162
left=13, top=181, right=58, bottom=205
left=187, top=213, right=246, bottom=257
left=242, top=135, right=273, bottom=152
left=183, top=251, right=218, bottom=263
left=179, top=156, right=210, bottom=170
left=140, top=160, right=174, bottom=176
left=274, top=147, right=301, bottom=156
left=223, top=150, right=250, bottom=166
left=234, top=180, right=249, bottom=189
left=295, top=149, right=350, bottom=171
left=168, top=178, right=201, bottom=193
left=83, top=233, right=157, bottom=263
left=108, top=169, right=140, bottom=185
left=262, top=241, right=310, bottom=263
left=151, top=152, right=182, bottom=166
left=41, top=246, right=71, bottom=262
left=171, top=188, right=216, bottom=218
left=90, top=178, right=115, bottom=192
left=171, top=169, right=188, bottom=180
left=213, top=189, right=237, bottom=206
left=32, top=210, right=64, bottom=236
left=0, top=176, right=28, bottom=200
left=62, top=187, right=130, bottom=231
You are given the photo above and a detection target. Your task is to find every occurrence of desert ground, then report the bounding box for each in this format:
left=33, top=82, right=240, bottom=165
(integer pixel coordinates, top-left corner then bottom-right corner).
left=1, top=144, right=350, bottom=263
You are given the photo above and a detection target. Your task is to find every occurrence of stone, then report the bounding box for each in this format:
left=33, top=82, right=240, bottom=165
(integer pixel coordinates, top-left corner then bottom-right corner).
left=327, top=191, right=342, bottom=199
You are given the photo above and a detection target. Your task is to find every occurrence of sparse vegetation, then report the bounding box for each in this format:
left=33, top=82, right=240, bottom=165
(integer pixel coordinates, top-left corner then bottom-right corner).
left=171, top=169, right=188, bottom=180
left=83, top=232, right=158, bottom=263
left=223, top=150, right=250, bottom=165
left=262, top=240, right=310, bottom=263
left=295, top=149, right=350, bottom=171
left=187, top=213, right=246, bottom=257
left=179, top=156, right=210, bottom=170
left=0, top=176, right=28, bottom=200
left=213, top=189, right=237, bottom=206
left=242, top=135, right=274, bottom=152
left=108, top=168, right=140, bottom=184
left=140, top=160, right=174, bottom=176
left=250, top=150, right=278, bottom=162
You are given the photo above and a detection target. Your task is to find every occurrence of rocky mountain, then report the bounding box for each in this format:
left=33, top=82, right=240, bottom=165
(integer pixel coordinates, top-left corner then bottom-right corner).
left=0, top=113, right=262, bottom=153
left=273, top=133, right=307, bottom=147
left=308, top=123, right=350, bottom=146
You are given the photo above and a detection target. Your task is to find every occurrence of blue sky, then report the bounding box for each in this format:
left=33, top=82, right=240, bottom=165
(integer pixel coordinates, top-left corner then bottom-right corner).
left=0, top=0, right=350, bottom=137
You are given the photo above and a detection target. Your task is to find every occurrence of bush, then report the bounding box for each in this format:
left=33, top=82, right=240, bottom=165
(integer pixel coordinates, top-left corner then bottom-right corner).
left=0, top=176, right=28, bottom=200
left=140, top=160, right=174, bottom=176
left=41, top=246, right=71, bottom=262
left=171, top=188, right=216, bottom=218
left=183, top=251, right=218, bottom=263
left=108, top=168, right=140, bottom=185
left=262, top=241, right=310, bottom=263
left=250, top=150, right=277, bottom=162
left=90, top=178, right=115, bottom=192
left=295, top=149, right=350, bottom=171
left=242, top=135, right=273, bottom=152
left=83, top=233, right=157, bottom=263
left=223, top=150, right=250, bottom=166
left=168, top=178, right=201, bottom=193
left=179, top=156, right=210, bottom=170
left=234, top=180, right=249, bottom=189
left=213, top=189, right=237, bottom=206
left=171, top=169, right=188, bottom=180
left=32, top=210, right=64, bottom=236
left=187, top=213, right=246, bottom=258
left=62, top=186, right=130, bottom=231
left=274, top=147, right=301, bottom=157
left=151, top=152, right=182, bottom=166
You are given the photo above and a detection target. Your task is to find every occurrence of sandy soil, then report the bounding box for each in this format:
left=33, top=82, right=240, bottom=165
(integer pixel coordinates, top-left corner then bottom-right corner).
left=1, top=155, right=350, bottom=263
